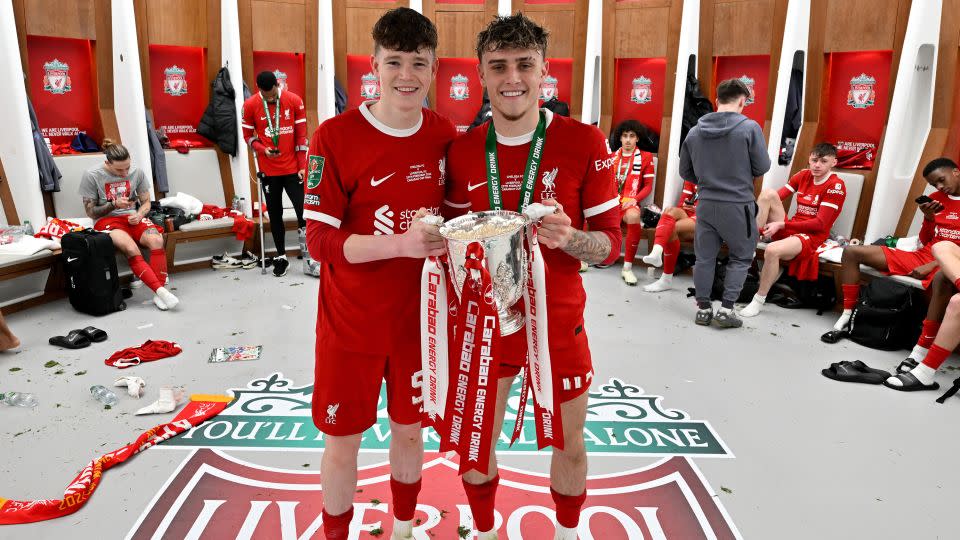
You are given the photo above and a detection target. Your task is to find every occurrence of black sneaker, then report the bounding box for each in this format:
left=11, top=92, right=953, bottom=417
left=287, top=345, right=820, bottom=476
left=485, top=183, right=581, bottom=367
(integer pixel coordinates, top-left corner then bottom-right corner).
left=272, top=256, right=289, bottom=277
left=695, top=308, right=713, bottom=326
left=713, top=310, right=743, bottom=328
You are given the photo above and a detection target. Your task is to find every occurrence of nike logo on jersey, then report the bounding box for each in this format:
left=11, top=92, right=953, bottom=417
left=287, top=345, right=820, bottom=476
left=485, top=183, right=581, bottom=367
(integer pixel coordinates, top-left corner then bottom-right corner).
left=370, top=173, right=396, bottom=187
left=67, top=257, right=78, bottom=263
left=467, top=181, right=488, bottom=191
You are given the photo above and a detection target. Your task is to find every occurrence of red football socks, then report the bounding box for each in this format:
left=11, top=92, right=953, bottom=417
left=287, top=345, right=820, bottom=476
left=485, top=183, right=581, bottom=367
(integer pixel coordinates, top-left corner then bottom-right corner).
left=841, top=284, right=860, bottom=310
left=128, top=255, right=162, bottom=291
left=654, top=213, right=676, bottom=247
left=624, top=223, right=642, bottom=264
left=463, top=475, right=499, bottom=532
left=663, top=238, right=681, bottom=274
left=922, top=344, right=951, bottom=370
left=322, top=506, right=354, bottom=539
left=390, top=477, right=421, bottom=521
left=551, top=487, right=587, bottom=529
left=918, top=319, right=942, bottom=348
left=149, top=249, right=168, bottom=286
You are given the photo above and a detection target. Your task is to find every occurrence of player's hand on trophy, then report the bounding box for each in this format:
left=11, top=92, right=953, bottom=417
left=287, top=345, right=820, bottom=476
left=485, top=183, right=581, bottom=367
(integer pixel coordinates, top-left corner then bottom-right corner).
left=400, top=208, right=446, bottom=258
left=537, top=198, right=574, bottom=250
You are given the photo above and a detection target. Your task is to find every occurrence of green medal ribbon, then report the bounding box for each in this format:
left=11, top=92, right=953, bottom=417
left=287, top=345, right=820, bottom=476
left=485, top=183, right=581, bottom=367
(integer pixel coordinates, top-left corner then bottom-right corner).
left=485, top=111, right=547, bottom=212
left=261, top=93, right=281, bottom=147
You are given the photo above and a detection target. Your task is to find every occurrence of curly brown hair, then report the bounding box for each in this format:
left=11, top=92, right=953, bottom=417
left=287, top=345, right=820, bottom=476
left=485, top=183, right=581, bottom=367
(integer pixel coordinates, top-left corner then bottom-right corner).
left=371, top=8, right=438, bottom=54
left=476, top=13, right=549, bottom=61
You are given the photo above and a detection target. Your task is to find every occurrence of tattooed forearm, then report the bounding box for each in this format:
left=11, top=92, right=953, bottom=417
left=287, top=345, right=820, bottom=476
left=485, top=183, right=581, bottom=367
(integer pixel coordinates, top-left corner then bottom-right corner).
left=562, top=230, right=612, bottom=264
left=83, top=197, right=114, bottom=220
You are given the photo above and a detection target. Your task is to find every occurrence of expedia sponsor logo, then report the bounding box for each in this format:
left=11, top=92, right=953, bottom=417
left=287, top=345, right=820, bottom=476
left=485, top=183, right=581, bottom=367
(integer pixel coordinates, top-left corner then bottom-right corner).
left=827, top=188, right=845, bottom=196
left=594, top=156, right=616, bottom=171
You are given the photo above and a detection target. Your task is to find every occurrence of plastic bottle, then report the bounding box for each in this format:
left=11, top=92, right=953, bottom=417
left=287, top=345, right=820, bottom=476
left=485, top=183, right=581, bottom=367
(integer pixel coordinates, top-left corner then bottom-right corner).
left=90, top=385, right=119, bottom=407
left=1, top=391, right=38, bottom=408
left=231, top=196, right=241, bottom=213
left=238, top=197, right=247, bottom=214
left=22, top=220, right=33, bottom=236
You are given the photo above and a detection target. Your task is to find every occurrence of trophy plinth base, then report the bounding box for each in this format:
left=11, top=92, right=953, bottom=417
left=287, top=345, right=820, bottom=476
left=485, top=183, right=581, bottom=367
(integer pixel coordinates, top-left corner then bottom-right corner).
left=499, top=307, right=525, bottom=336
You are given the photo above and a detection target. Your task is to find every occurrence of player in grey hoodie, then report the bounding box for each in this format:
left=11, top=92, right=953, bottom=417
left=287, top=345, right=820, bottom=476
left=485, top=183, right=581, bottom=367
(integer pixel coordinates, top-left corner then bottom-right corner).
left=679, top=78, right=771, bottom=328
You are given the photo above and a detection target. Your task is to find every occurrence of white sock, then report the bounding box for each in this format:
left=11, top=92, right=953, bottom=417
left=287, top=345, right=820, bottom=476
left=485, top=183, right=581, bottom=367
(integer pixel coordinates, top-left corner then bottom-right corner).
left=135, top=386, right=186, bottom=415
left=156, top=287, right=179, bottom=310
left=554, top=523, right=578, bottom=540
left=391, top=518, right=413, bottom=539
left=622, top=261, right=632, bottom=271
left=739, top=295, right=766, bottom=318
left=909, top=345, right=929, bottom=361
left=642, top=244, right=664, bottom=267
left=152, top=293, right=168, bottom=311
left=718, top=306, right=733, bottom=315
left=114, top=376, right=146, bottom=398
left=833, top=309, right=852, bottom=331
left=887, top=363, right=936, bottom=387
left=643, top=273, right=673, bottom=292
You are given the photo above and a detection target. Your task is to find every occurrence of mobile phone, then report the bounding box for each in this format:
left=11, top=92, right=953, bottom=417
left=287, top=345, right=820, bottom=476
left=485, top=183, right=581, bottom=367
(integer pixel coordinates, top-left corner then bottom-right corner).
left=915, top=195, right=934, bottom=205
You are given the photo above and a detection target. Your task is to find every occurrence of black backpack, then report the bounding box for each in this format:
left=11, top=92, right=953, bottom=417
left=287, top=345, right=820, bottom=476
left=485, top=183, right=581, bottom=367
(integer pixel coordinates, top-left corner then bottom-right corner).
left=61, top=230, right=126, bottom=316
left=769, top=274, right=837, bottom=315
left=847, top=279, right=924, bottom=351
left=686, top=257, right=758, bottom=303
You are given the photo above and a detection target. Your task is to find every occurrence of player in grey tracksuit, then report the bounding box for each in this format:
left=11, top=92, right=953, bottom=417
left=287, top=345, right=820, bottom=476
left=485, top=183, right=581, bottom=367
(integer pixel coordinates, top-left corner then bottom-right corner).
left=679, top=78, right=772, bottom=328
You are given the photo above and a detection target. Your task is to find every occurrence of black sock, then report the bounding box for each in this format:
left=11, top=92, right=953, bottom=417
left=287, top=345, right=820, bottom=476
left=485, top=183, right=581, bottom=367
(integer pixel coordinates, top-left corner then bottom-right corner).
left=698, top=300, right=711, bottom=310
left=721, top=300, right=734, bottom=310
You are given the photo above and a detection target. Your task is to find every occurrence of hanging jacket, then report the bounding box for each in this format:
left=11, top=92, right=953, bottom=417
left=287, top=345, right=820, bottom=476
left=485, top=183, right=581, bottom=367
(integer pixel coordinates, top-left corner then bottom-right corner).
left=679, top=72, right=714, bottom=152
left=198, top=67, right=238, bottom=156
left=779, top=67, right=804, bottom=165
left=334, top=77, right=347, bottom=115
left=146, top=113, right=169, bottom=193
left=27, top=96, right=62, bottom=192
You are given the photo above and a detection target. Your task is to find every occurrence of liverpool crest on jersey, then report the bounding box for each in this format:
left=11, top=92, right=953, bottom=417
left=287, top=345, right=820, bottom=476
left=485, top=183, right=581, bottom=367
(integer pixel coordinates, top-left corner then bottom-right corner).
left=42, top=59, right=72, bottom=95
left=539, top=75, right=559, bottom=101
left=273, top=69, right=288, bottom=91
left=738, top=75, right=756, bottom=105
left=847, top=73, right=876, bottom=109
left=163, top=65, right=188, bottom=96
left=360, top=72, right=381, bottom=100
left=631, top=76, right=652, bottom=104
left=449, top=74, right=469, bottom=101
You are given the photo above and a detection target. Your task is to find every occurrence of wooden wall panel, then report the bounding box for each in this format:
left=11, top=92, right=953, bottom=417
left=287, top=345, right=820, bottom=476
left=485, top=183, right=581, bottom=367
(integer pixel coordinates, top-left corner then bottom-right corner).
left=712, top=0, right=773, bottom=57
left=23, top=0, right=95, bottom=40
left=523, top=11, right=575, bottom=58
left=824, top=0, right=898, bottom=52
left=146, top=0, right=209, bottom=47
left=251, top=1, right=306, bottom=53
left=436, top=11, right=487, bottom=58
left=613, top=7, right=670, bottom=59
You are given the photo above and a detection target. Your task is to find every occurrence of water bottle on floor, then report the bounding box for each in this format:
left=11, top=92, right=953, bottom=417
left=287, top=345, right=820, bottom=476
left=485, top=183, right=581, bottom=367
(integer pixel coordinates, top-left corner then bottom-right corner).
left=90, top=385, right=119, bottom=407
left=1, top=391, right=38, bottom=408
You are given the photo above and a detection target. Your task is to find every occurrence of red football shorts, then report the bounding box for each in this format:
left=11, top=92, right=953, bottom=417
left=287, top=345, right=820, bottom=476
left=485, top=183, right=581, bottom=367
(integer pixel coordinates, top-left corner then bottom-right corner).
left=94, top=215, right=163, bottom=241
left=312, top=337, right=421, bottom=436
left=770, top=232, right=822, bottom=281
left=497, top=319, right=593, bottom=404
left=881, top=244, right=938, bottom=287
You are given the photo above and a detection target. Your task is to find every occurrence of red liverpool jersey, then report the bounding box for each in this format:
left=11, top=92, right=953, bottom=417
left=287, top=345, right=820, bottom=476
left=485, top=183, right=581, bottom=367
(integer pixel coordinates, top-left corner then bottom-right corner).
left=777, top=170, right=846, bottom=240
left=920, top=191, right=960, bottom=245
left=612, top=148, right=655, bottom=205
left=305, top=103, right=457, bottom=354
left=241, top=89, right=308, bottom=176
left=444, top=110, right=620, bottom=352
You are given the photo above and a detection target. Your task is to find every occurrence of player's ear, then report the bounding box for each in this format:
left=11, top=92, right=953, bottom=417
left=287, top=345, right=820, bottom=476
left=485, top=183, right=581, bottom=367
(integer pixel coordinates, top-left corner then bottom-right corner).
left=431, top=53, right=439, bottom=79
left=370, top=54, right=379, bottom=77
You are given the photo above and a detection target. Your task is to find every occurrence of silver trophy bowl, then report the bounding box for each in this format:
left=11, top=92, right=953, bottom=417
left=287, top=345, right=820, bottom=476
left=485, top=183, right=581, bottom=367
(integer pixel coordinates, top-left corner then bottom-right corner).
left=440, top=210, right=529, bottom=336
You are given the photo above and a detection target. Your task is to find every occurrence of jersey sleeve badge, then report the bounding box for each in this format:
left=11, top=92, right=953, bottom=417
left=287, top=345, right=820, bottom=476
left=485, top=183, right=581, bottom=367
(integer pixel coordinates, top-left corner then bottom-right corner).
left=307, top=155, right=325, bottom=189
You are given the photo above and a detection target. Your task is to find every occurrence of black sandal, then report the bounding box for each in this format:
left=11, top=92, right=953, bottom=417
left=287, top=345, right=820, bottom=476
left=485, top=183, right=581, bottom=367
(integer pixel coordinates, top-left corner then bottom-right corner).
left=821, top=362, right=887, bottom=385
left=820, top=329, right=848, bottom=344
left=882, top=372, right=940, bottom=392
left=896, top=358, right=918, bottom=374
left=48, top=329, right=91, bottom=349
left=79, top=326, right=108, bottom=343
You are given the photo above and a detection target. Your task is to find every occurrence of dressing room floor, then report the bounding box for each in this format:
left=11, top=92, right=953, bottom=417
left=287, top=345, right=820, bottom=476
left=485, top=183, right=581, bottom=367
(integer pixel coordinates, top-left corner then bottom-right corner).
left=0, top=262, right=956, bottom=539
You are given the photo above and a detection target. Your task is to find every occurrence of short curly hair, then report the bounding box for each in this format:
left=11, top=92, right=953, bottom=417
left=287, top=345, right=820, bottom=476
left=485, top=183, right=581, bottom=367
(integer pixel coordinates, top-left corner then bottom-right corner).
left=372, top=8, right=438, bottom=54
left=476, top=13, right=548, bottom=61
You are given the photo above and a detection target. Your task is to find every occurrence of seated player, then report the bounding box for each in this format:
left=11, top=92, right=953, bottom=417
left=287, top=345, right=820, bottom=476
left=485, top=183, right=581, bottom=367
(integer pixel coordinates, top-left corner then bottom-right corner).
left=884, top=241, right=960, bottom=391
left=611, top=119, right=656, bottom=285
left=740, top=143, right=845, bottom=316
left=823, top=157, right=960, bottom=336
left=80, top=141, right=178, bottom=311
left=642, top=180, right=698, bottom=292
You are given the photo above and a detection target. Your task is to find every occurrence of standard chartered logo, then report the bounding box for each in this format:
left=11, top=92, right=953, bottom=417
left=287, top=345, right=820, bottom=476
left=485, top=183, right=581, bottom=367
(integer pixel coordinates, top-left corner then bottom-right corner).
left=374, top=205, right=395, bottom=235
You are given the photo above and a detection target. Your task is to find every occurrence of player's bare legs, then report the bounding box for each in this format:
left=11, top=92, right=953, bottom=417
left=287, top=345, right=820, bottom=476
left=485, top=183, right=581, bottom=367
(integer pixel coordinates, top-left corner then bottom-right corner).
left=461, top=375, right=514, bottom=538
left=740, top=236, right=803, bottom=317
left=755, top=188, right=786, bottom=230
left=0, top=310, right=20, bottom=351
left=644, top=207, right=695, bottom=292
left=388, top=420, right=424, bottom=538
left=831, top=245, right=890, bottom=330
left=321, top=433, right=363, bottom=516
left=550, top=391, right=589, bottom=539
